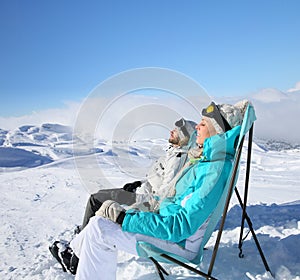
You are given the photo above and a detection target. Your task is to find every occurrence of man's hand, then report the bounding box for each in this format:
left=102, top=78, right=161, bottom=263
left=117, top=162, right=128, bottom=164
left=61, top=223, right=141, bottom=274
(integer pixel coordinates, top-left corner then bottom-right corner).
left=122, top=180, right=142, bottom=192
left=96, top=200, right=126, bottom=225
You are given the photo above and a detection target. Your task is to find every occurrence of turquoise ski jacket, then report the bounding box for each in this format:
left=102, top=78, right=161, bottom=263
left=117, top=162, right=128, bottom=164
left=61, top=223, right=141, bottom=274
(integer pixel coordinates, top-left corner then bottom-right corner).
left=122, top=126, right=241, bottom=243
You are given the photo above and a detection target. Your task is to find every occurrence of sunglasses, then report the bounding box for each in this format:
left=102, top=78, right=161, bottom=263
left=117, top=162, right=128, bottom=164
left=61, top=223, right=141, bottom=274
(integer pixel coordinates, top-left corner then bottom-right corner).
left=175, top=118, right=190, bottom=137
left=202, top=102, right=231, bottom=132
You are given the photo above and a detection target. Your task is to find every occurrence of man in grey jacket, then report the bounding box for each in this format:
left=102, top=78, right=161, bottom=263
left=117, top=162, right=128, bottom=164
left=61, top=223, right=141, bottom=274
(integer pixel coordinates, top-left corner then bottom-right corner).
left=49, top=118, right=197, bottom=275
left=79, top=118, right=197, bottom=231
left=49, top=118, right=196, bottom=274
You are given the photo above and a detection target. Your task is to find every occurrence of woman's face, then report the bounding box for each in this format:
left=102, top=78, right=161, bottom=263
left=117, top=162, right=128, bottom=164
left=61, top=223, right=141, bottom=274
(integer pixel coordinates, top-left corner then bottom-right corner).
left=195, top=118, right=217, bottom=145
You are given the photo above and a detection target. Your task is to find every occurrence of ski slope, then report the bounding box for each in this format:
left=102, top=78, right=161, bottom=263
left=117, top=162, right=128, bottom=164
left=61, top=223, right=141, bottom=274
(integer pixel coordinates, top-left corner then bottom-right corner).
left=0, top=124, right=299, bottom=280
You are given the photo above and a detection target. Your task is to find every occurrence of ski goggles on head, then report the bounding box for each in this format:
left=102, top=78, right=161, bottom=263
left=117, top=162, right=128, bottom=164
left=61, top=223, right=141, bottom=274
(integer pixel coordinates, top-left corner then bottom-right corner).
left=202, top=102, right=232, bottom=132
left=175, top=118, right=189, bottom=137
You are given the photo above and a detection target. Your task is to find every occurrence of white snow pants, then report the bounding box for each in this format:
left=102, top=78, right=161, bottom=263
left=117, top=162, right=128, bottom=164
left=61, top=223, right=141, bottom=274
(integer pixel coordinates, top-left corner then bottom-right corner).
left=70, top=216, right=137, bottom=280
left=70, top=216, right=196, bottom=280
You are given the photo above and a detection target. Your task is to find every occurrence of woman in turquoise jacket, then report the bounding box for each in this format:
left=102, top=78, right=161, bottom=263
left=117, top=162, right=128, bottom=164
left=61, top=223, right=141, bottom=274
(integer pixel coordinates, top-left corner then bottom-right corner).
left=122, top=124, right=241, bottom=243
left=66, top=101, right=248, bottom=279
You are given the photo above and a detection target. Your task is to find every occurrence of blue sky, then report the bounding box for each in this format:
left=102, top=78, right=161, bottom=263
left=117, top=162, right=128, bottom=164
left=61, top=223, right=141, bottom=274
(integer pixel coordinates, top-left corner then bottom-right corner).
left=1, top=0, right=300, bottom=117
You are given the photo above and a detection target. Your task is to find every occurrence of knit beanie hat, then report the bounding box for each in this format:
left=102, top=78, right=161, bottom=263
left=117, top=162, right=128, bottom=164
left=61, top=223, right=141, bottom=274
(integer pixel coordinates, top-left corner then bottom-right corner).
left=202, top=100, right=249, bottom=134
left=174, top=118, right=197, bottom=146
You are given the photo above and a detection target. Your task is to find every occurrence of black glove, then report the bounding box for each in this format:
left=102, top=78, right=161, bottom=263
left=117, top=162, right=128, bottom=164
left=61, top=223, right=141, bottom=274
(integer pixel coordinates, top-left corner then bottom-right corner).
left=122, top=180, right=142, bottom=193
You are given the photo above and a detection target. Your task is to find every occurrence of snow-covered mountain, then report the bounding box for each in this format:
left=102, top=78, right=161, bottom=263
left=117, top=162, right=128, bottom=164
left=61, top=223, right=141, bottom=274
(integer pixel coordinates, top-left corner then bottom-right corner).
left=0, top=123, right=168, bottom=166
left=255, top=138, right=300, bottom=151
left=0, top=123, right=300, bottom=279
left=0, top=123, right=75, bottom=163
left=1, top=123, right=299, bottom=169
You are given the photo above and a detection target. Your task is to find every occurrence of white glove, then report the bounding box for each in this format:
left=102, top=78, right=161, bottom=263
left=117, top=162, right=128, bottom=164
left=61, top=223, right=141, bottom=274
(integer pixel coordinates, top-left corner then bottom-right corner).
left=96, top=200, right=125, bottom=224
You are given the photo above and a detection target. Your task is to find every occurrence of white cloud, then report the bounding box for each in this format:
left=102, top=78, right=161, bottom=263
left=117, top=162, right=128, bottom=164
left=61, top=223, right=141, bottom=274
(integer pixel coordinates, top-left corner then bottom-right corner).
left=0, top=93, right=204, bottom=142
left=212, top=88, right=300, bottom=144
left=73, top=93, right=203, bottom=142
left=252, top=88, right=289, bottom=103
left=0, top=101, right=81, bottom=131
left=287, top=81, right=300, bottom=93
left=1, top=88, right=299, bottom=145
left=250, top=88, right=300, bottom=144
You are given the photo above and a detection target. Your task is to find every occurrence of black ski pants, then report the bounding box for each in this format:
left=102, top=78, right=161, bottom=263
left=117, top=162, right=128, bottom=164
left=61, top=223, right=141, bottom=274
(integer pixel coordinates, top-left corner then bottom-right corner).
left=81, top=188, right=136, bottom=230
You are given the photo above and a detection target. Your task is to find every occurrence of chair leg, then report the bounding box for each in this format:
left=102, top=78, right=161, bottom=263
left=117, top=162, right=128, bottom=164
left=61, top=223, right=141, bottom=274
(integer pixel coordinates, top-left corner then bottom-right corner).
left=160, top=254, right=218, bottom=280
left=235, top=188, right=274, bottom=278
left=149, top=257, right=169, bottom=280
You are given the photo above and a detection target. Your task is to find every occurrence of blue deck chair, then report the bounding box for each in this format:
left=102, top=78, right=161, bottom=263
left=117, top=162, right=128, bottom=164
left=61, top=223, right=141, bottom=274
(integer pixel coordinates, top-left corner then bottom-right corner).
left=136, top=103, right=273, bottom=280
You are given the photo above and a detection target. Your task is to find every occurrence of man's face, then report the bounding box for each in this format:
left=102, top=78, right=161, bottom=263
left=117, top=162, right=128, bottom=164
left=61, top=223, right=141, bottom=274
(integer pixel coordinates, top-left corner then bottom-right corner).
left=169, top=128, right=180, bottom=145
left=195, top=118, right=217, bottom=145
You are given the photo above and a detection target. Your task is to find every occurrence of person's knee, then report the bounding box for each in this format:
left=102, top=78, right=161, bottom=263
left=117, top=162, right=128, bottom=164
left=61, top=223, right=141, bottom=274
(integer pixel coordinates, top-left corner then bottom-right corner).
left=89, top=194, right=95, bottom=204
left=90, top=194, right=103, bottom=212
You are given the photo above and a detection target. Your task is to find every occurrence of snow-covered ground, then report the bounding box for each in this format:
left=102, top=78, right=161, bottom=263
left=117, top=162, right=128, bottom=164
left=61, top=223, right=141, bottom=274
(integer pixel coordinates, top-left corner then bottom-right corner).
left=0, top=124, right=299, bottom=280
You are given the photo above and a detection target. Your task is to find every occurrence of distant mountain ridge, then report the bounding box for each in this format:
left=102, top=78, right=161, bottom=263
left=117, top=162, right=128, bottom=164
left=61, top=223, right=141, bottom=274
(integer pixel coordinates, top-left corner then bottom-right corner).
left=0, top=123, right=299, bottom=169
left=255, top=138, right=300, bottom=151
left=0, top=123, right=75, bottom=168
left=2, top=123, right=73, bottom=147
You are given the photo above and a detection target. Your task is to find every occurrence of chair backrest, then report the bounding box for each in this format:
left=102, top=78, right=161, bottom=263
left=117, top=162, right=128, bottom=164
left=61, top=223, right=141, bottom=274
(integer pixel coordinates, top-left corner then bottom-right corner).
left=191, top=103, right=256, bottom=264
